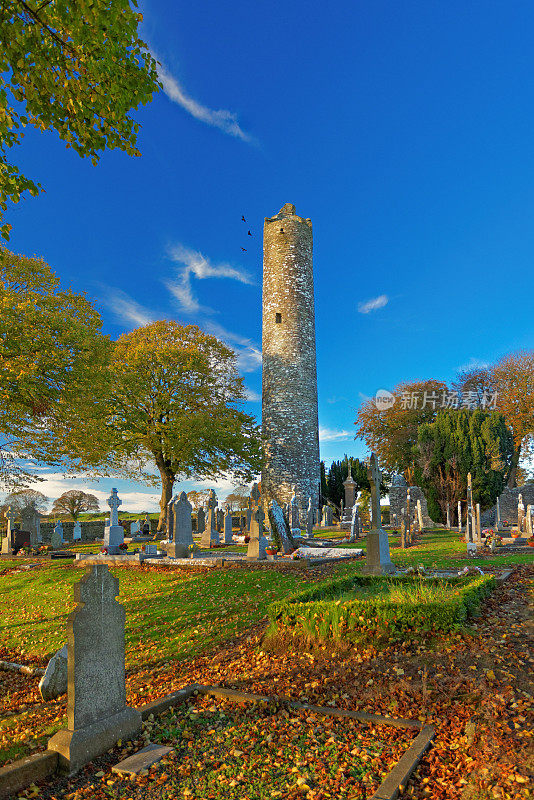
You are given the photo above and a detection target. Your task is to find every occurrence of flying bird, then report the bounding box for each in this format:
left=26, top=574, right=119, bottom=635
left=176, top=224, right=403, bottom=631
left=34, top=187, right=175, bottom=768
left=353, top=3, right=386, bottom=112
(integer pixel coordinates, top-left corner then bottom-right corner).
left=241, top=216, right=246, bottom=222
left=241, top=247, right=247, bottom=252
left=247, top=230, right=252, bottom=236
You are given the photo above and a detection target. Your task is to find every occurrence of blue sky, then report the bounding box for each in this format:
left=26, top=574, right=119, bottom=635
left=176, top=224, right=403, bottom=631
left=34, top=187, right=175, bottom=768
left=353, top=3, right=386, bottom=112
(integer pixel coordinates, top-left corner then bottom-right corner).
left=5, top=0, right=534, bottom=511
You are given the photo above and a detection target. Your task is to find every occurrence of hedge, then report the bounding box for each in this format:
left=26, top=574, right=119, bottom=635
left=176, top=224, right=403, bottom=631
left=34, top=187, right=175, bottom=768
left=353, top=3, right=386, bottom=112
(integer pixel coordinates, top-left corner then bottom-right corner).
left=266, top=573, right=496, bottom=641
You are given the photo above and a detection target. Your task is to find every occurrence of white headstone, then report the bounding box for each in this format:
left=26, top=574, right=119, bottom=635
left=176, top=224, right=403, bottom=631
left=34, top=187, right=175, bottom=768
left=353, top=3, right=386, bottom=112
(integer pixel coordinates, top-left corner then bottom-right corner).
left=73, top=521, right=82, bottom=541
left=223, top=504, right=233, bottom=545
left=104, top=489, right=124, bottom=554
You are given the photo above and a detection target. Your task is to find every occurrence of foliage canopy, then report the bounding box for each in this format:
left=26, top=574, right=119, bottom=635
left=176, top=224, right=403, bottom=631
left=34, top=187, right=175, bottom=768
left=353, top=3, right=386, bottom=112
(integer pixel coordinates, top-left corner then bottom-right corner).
left=0, top=0, right=159, bottom=238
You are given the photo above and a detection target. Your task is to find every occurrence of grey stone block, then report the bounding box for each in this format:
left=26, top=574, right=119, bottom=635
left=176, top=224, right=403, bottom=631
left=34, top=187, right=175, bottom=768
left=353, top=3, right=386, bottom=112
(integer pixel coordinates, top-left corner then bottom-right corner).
left=39, top=645, right=67, bottom=701
left=112, top=743, right=173, bottom=776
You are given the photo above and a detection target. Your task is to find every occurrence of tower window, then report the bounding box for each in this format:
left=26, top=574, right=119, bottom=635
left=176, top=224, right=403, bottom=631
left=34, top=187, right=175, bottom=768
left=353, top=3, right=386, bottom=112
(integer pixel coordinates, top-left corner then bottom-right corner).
left=275, top=313, right=282, bottom=324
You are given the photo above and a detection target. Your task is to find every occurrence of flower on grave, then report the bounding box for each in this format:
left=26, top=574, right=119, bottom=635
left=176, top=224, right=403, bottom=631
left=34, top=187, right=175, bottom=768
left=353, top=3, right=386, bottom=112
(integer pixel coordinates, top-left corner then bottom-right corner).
left=119, top=542, right=128, bottom=551
left=101, top=547, right=108, bottom=554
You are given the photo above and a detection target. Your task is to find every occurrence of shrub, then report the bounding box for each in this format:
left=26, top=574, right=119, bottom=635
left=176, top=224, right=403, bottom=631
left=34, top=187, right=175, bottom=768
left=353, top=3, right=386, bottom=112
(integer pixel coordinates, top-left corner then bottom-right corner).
left=266, top=573, right=496, bottom=643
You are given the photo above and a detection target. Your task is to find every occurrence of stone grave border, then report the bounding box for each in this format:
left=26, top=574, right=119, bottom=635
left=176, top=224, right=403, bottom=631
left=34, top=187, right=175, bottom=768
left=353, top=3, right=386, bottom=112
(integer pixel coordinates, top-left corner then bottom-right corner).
left=0, top=569, right=515, bottom=799
left=0, top=683, right=433, bottom=800
left=73, top=553, right=364, bottom=570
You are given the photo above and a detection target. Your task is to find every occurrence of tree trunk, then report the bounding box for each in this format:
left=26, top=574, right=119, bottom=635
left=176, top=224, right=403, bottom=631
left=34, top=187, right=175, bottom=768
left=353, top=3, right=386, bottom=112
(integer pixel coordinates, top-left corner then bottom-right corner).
left=507, top=444, right=521, bottom=489
left=155, top=457, right=176, bottom=532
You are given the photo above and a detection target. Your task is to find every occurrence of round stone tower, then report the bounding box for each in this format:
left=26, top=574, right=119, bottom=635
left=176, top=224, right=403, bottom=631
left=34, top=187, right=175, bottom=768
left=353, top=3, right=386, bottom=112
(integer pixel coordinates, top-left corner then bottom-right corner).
left=261, top=203, right=320, bottom=511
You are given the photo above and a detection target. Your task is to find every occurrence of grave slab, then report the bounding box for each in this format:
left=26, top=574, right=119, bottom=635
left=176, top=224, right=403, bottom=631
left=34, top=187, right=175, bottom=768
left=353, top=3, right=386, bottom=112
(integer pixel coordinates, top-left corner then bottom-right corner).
left=112, top=743, right=173, bottom=776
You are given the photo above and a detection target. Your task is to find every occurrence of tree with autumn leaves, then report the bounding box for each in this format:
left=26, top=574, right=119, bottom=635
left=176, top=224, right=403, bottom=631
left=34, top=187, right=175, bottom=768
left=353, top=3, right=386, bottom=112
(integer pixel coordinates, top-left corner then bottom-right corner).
left=356, top=359, right=534, bottom=520
left=105, top=321, right=262, bottom=530
left=0, top=0, right=159, bottom=239
left=0, top=245, right=111, bottom=486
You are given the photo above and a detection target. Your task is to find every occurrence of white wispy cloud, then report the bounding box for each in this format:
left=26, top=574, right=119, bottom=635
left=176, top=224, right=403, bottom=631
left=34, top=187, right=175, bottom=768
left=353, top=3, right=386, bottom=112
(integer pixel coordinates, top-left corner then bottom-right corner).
left=103, top=288, right=156, bottom=328
left=166, top=244, right=253, bottom=314
left=456, top=357, right=490, bottom=373
left=157, top=61, right=254, bottom=143
left=358, top=294, right=389, bottom=314
left=204, top=321, right=262, bottom=373
left=244, top=387, right=261, bottom=402
left=319, top=427, right=353, bottom=443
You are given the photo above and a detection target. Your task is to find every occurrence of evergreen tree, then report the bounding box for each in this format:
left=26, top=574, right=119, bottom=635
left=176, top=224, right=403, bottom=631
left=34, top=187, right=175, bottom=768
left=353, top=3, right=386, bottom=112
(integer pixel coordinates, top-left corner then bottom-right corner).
left=324, top=455, right=376, bottom=507
left=416, top=408, right=513, bottom=522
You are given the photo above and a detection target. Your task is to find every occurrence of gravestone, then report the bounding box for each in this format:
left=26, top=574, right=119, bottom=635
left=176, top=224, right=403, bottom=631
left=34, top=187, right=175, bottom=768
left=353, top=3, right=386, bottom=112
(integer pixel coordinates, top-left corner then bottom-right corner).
left=247, top=506, right=268, bottom=560
left=164, top=492, right=194, bottom=557
left=21, top=509, right=41, bottom=546
left=350, top=502, right=360, bottom=541
left=518, top=494, right=525, bottom=532
left=361, top=453, right=395, bottom=575
left=47, top=566, right=142, bottom=773
left=130, top=520, right=140, bottom=536
left=289, top=489, right=301, bottom=536
left=416, top=499, right=424, bottom=532
left=458, top=501, right=462, bottom=532
left=216, top=508, right=224, bottom=532
left=268, top=500, right=295, bottom=554
left=142, top=515, right=151, bottom=536
left=446, top=503, right=451, bottom=529
left=39, top=645, right=67, bottom=701
left=526, top=505, right=533, bottom=537
left=246, top=496, right=252, bottom=533
left=321, top=505, right=333, bottom=527
left=343, top=470, right=357, bottom=512
left=51, top=521, right=64, bottom=550
left=73, top=521, right=82, bottom=541
left=103, top=488, right=124, bottom=555
left=197, top=508, right=205, bottom=536
left=201, top=490, right=219, bottom=547
left=2, top=507, right=14, bottom=554
left=222, top=504, right=233, bottom=544
left=166, top=495, right=176, bottom=539
left=466, top=473, right=474, bottom=544
left=476, top=503, right=482, bottom=541
left=400, top=507, right=407, bottom=549
left=496, top=497, right=502, bottom=530
left=306, top=497, right=314, bottom=538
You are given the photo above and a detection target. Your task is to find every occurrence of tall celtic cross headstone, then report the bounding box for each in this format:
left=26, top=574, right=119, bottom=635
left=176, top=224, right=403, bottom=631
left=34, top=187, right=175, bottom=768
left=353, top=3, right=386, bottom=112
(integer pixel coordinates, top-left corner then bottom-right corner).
left=1, top=506, right=15, bottom=554
left=104, top=488, right=124, bottom=554
left=362, top=453, right=395, bottom=575
left=247, top=504, right=268, bottom=560
left=201, top=489, right=220, bottom=547
left=48, top=565, right=142, bottom=773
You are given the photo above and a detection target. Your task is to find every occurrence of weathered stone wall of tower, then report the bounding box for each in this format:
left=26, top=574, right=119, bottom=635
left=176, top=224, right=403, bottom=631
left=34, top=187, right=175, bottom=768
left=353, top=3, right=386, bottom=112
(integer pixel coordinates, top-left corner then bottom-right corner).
left=261, top=203, right=320, bottom=512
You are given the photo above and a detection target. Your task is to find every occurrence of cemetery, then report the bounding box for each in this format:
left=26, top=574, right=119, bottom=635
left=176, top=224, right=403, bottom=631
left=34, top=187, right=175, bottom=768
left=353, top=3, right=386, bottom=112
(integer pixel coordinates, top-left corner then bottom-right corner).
left=1, top=6, right=533, bottom=799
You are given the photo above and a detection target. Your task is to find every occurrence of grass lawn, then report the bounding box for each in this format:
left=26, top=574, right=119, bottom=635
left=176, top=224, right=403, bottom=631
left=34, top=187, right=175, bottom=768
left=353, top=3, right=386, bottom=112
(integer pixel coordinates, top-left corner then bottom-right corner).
left=0, top=528, right=532, bottom=774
